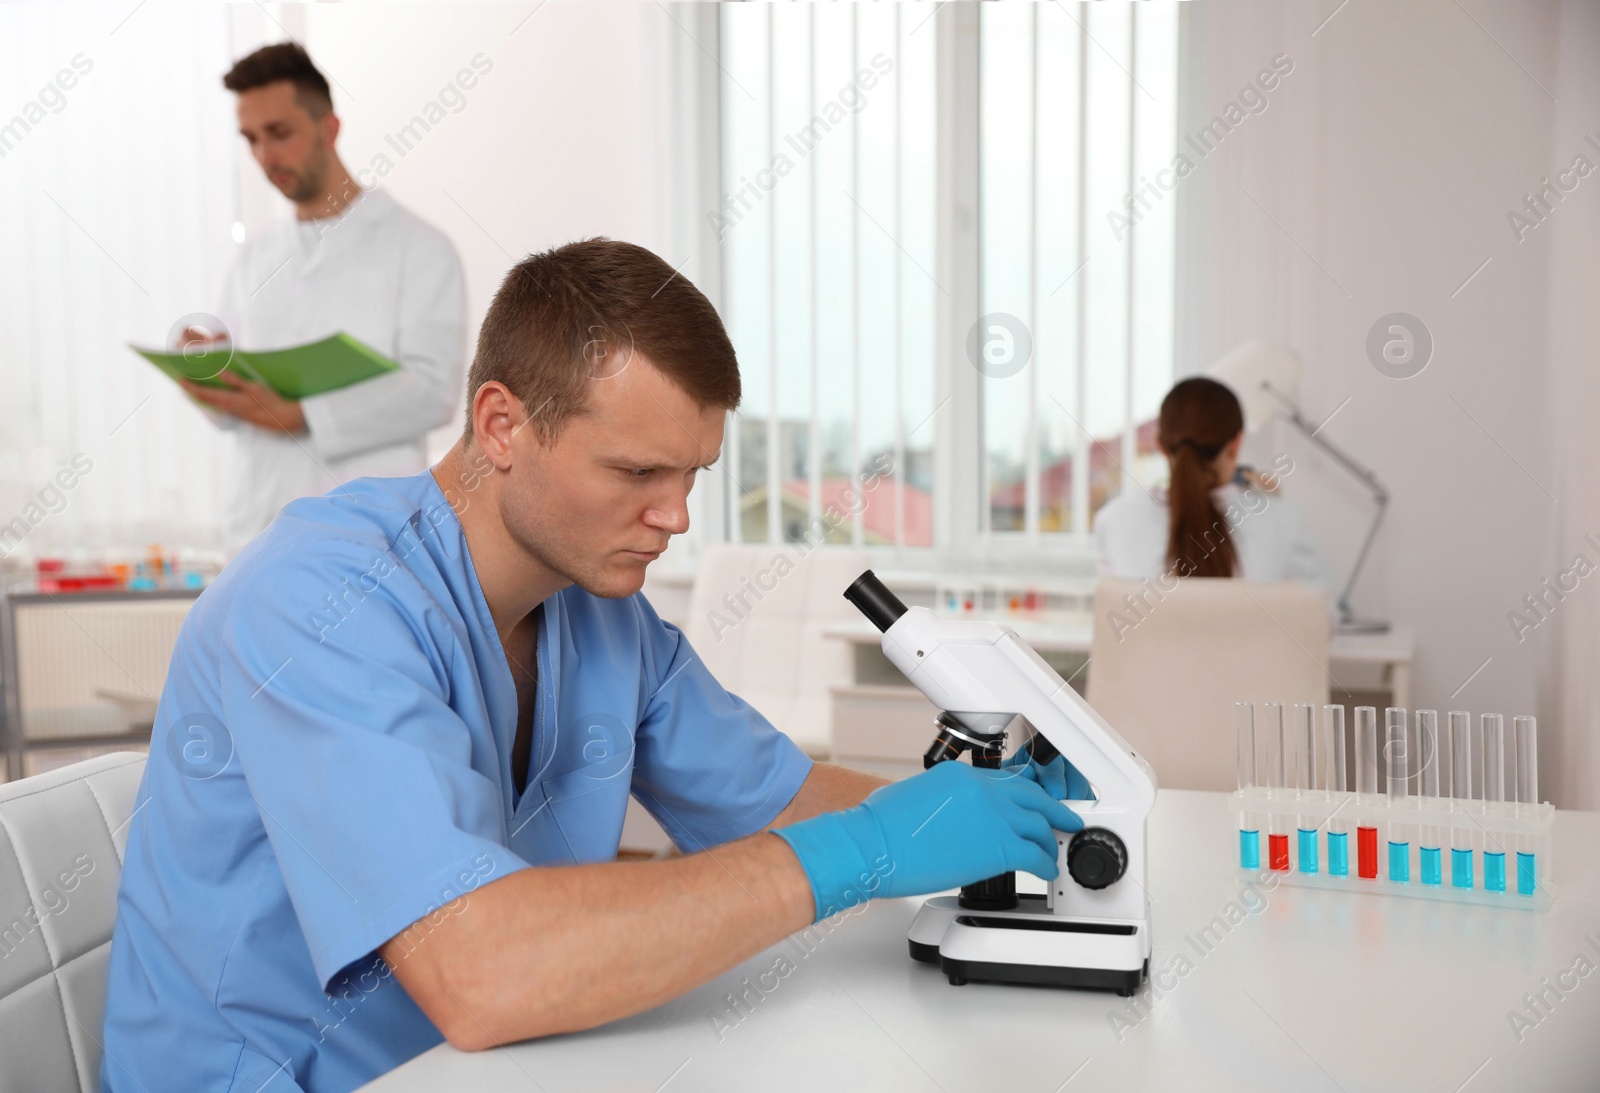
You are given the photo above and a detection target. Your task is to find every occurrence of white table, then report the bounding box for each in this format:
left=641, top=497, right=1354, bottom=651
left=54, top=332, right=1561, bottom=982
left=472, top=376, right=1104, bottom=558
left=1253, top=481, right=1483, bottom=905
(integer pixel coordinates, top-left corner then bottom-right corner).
left=825, top=616, right=1418, bottom=707
left=363, top=790, right=1600, bottom=1092
left=823, top=617, right=1417, bottom=780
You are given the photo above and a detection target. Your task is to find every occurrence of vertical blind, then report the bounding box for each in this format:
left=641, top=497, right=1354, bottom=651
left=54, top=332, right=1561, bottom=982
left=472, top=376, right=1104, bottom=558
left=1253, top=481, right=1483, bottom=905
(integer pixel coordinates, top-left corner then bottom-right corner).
left=719, top=3, right=1178, bottom=557
left=0, top=4, right=239, bottom=558
left=718, top=3, right=938, bottom=552
left=981, top=2, right=1179, bottom=540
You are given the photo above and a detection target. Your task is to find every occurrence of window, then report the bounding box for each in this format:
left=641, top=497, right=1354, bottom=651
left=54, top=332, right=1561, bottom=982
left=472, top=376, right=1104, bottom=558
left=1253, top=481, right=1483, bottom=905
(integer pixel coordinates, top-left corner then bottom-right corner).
left=0, top=4, right=239, bottom=554
left=979, top=3, right=1179, bottom=540
left=717, top=4, right=937, bottom=551
left=716, top=4, right=1178, bottom=559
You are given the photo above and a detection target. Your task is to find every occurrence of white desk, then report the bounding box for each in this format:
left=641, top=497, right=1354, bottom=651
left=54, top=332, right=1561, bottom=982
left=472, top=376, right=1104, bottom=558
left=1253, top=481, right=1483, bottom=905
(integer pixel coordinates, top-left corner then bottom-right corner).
left=825, top=616, right=1417, bottom=706
left=363, top=790, right=1600, bottom=1093
left=823, top=617, right=1416, bottom=779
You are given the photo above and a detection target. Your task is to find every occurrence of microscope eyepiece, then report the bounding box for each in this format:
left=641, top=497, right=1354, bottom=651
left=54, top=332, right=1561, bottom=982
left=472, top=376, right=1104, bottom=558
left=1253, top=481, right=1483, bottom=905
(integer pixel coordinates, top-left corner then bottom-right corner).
left=843, top=569, right=908, bottom=633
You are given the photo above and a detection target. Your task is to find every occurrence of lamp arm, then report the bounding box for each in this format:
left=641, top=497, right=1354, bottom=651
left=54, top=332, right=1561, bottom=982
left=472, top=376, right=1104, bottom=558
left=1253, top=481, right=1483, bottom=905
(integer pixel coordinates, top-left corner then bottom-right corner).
left=1261, top=381, right=1390, bottom=624
left=1337, top=492, right=1387, bottom=622
left=1263, top=383, right=1390, bottom=504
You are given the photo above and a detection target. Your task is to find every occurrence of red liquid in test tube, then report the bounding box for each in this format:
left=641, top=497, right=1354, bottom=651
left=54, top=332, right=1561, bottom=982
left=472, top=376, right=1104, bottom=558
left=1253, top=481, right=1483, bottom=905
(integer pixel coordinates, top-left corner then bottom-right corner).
left=1357, top=826, right=1378, bottom=878
left=1355, top=706, right=1379, bottom=879
left=1263, top=703, right=1290, bottom=871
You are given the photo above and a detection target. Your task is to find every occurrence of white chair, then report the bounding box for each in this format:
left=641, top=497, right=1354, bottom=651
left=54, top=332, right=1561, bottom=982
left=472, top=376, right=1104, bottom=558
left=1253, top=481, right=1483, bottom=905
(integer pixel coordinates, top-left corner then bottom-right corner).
left=0, top=752, right=145, bottom=1093
left=1087, top=578, right=1329, bottom=791
left=684, top=543, right=871, bottom=759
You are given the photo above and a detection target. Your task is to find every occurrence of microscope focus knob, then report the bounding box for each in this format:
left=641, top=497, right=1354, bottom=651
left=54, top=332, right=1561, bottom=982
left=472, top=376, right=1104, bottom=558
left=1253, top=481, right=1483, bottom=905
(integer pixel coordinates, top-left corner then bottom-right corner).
left=1066, top=828, right=1127, bottom=890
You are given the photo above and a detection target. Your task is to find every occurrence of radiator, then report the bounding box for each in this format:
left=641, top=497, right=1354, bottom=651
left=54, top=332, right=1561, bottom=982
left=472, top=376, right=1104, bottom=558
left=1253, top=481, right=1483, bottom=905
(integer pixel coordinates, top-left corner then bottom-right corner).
left=13, top=599, right=193, bottom=744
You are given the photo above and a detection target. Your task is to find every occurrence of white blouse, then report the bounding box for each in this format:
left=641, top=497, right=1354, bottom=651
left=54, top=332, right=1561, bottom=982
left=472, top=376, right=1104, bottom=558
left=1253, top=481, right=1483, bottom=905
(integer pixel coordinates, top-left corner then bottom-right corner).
left=1093, top=481, right=1331, bottom=586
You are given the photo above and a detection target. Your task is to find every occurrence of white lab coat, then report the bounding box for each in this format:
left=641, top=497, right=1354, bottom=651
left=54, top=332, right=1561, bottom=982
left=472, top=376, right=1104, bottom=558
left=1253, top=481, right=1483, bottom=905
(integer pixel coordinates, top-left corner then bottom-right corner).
left=1093, top=481, right=1331, bottom=586
left=211, top=187, right=465, bottom=550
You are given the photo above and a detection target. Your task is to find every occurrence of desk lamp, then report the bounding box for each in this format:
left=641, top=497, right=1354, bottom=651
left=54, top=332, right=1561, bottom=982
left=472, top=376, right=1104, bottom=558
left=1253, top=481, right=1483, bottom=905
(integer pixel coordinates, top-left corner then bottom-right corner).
left=1207, top=340, right=1390, bottom=634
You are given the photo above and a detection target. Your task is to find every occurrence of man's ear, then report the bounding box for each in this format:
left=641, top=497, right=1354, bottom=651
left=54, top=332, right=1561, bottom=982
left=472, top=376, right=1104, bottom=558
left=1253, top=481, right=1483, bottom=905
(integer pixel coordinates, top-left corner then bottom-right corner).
left=321, top=111, right=341, bottom=148
left=471, top=382, right=529, bottom=472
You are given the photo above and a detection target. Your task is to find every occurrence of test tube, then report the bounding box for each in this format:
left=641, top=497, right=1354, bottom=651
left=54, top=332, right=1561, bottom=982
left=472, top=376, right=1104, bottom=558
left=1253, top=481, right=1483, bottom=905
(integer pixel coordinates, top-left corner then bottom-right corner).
left=1449, top=711, right=1474, bottom=888
left=1236, top=702, right=1259, bottom=869
left=1514, top=716, right=1538, bottom=896
left=1482, top=713, right=1507, bottom=892
left=1264, top=703, right=1290, bottom=871
left=1355, top=706, right=1379, bottom=879
left=1295, top=703, right=1319, bottom=874
left=1416, top=710, right=1442, bottom=886
left=1385, top=707, right=1410, bottom=883
left=1325, top=705, right=1349, bottom=876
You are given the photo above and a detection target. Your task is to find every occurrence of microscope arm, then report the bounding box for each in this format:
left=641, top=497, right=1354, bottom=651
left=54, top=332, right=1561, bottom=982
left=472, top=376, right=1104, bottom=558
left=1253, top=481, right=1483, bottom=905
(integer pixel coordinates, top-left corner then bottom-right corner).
left=845, top=571, right=1157, bottom=923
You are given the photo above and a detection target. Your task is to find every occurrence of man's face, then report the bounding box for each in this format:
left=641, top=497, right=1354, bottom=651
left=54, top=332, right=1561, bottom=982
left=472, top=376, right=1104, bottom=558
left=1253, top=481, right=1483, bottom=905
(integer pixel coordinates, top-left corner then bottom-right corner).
left=501, top=353, right=725, bottom=599
left=236, top=81, right=332, bottom=204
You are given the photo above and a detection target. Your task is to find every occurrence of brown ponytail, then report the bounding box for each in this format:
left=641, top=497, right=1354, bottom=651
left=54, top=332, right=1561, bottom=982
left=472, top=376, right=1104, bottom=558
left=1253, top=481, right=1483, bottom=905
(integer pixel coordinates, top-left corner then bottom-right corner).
left=1159, top=377, right=1244, bottom=578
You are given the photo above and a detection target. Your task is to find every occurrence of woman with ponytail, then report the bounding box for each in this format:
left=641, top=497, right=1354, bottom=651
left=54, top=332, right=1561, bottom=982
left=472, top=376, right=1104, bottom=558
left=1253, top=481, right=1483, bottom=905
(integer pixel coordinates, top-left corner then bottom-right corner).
left=1094, top=377, right=1329, bottom=585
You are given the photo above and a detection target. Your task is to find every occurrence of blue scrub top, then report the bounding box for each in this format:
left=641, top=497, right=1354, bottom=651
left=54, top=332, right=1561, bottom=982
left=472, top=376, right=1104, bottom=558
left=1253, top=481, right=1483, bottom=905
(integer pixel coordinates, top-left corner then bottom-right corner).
left=101, top=471, right=813, bottom=1092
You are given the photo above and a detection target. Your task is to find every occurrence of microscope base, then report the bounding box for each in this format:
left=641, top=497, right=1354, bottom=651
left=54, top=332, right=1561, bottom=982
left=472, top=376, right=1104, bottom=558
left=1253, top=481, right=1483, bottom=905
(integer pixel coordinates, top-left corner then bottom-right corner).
left=908, top=894, right=1150, bottom=996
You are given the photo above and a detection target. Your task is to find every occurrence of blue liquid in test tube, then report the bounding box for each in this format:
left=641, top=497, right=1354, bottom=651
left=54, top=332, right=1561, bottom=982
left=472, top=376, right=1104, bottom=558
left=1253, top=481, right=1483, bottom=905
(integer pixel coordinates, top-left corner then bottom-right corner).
left=1237, top=703, right=1260, bottom=869
left=1450, top=711, right=1474, bottom=888
left=1483, top=713, right=1506, bottom=893
left=1328, top=833, right=1349, bottom=875
left=1325, top=705, right=1349, bottom=877
left=1485, top=852, right=1506, bottom=892
left=1240, top=830, right=1260, bottom=869
left=1298, top=829, right=1318, bottom=873
left=1514, top=715, right=1540, bottom=897
left=1417, top=710, right=1443, bottom=886
left=1385, top=708, right=1410, bottom=884
left=1388, top=841, right=1410, bottom=882
left=1517, top=852, right=1536, bottom=895
left=1295, top=704, right=1319, bottom=874
left=1420, top=848, right=1441, bottom=885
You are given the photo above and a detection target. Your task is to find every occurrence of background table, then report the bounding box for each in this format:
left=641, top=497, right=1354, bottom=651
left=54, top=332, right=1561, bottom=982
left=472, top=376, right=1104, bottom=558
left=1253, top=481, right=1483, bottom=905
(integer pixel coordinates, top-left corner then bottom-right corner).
left=0, top=585, right=201, bottom=782
left=826, top=616, right=1417, bottom=702
left=825, top=617, right=1418, bottom=781
left=363, top=789, right=1600, bottom=1092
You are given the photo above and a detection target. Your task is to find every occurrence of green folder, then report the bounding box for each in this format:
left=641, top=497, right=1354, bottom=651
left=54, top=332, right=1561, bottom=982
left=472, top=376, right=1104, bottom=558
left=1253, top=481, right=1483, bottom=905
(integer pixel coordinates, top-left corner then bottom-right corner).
left=132, top=332, right=398, bottom=400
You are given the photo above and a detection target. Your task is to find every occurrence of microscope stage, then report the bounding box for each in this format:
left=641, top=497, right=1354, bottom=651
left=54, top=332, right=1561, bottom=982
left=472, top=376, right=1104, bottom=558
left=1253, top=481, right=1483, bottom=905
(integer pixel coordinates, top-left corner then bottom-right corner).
left=908, top=894, right=1151, bottom=996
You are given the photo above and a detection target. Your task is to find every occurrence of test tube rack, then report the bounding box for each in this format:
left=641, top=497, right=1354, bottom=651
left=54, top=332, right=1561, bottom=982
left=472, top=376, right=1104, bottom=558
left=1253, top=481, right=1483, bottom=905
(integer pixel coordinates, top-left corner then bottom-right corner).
left=1228, top=702, right=1554, bottom=913
left=1226, top=786, right=1555, bottom=912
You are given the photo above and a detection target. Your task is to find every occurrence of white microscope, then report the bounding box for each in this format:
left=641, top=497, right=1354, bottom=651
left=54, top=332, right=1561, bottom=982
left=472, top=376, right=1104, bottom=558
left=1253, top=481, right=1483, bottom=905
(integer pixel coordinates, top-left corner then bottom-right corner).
left=843, top=571, right=1157, bottom=996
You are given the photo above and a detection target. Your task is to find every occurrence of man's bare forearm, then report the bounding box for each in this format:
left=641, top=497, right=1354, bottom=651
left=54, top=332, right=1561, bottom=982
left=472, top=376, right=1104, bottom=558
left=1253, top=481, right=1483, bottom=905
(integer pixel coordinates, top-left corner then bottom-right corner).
left=382, top=829, right=815, bottom=1050
left=766, top=761, right=889, bottom=829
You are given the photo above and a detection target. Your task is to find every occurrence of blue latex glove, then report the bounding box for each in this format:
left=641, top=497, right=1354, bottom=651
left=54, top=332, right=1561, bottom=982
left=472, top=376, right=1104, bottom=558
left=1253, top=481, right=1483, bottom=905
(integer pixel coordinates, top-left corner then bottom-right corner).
left=772, top=761, right=1084, bottom=922
left=1001, top=744, right=1096, bottom=802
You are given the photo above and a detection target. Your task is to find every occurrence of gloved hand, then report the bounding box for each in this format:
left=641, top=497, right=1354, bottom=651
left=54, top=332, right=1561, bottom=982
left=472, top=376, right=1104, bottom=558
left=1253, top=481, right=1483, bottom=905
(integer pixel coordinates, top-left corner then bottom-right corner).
left=1000, top=742, right=1095, bottom=801
left=772, top=760, right=1084, bottom=923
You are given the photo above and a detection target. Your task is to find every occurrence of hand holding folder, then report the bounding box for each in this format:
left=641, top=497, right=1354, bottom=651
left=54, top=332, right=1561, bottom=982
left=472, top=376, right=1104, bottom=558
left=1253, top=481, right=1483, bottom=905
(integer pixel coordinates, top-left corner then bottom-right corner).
left=131, top=332, right=399, bottom=400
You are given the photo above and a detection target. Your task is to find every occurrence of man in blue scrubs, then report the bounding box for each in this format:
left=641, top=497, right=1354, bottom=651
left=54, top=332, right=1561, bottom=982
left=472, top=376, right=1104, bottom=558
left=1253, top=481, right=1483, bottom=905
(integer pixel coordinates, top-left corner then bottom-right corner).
left=101, top=239, right=1078, bottom=1091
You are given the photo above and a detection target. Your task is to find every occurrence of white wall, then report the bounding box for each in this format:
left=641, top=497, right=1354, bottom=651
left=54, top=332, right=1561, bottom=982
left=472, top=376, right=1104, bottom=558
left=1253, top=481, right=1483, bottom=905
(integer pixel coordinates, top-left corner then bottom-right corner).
left=1179, top=0, right=1600, bottom=802
left=1542, top=0, right=1600, bottom=810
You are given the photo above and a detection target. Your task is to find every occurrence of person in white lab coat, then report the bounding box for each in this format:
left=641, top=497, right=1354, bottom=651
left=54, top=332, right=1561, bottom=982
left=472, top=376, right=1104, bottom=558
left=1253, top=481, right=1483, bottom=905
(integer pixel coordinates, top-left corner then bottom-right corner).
left=1094, top=376, right=1329, bottom=585
left=182, top=42, right=465, bottom=550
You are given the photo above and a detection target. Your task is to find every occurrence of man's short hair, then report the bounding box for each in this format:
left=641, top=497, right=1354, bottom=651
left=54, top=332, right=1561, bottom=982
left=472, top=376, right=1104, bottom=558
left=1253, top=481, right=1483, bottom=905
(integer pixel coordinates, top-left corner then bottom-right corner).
left=222, top=42, right=333, bottom=118
left=465, top=238, right=742, bottom=445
